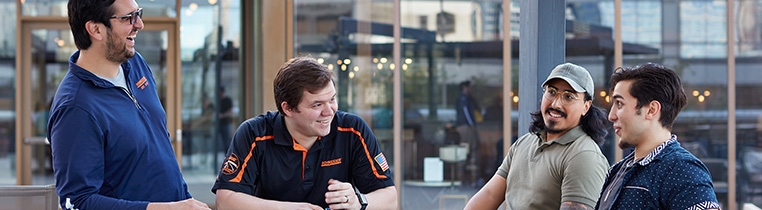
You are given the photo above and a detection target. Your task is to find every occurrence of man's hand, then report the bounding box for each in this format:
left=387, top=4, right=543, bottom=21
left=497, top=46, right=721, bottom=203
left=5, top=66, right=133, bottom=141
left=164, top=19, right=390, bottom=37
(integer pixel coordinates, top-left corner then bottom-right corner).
left=325, top=179, right=360, bottom=210
left=147, top=198, right=211, bottom=210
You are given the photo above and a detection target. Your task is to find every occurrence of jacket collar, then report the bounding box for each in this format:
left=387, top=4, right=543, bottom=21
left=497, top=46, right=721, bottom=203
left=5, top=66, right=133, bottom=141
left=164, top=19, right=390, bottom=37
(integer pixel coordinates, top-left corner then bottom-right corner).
left=619, top=134, right=679, bottom=167
left=68, top=50, right=132, bottom=88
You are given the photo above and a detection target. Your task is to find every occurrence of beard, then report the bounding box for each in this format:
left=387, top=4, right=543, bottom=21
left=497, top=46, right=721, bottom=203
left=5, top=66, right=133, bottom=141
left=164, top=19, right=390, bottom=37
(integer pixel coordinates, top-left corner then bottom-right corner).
left=105, top=29, right=135, bottom=64
left=618, top=138, right=635, bottom=149
left=546, top=121, right=565, bottom=134
left=544, top=107, right=567, bottom=134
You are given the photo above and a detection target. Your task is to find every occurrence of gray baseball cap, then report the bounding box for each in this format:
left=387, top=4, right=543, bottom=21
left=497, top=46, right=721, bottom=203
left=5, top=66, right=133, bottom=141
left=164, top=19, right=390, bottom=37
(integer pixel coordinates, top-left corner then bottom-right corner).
left=541, top=63, right=595, bottom=101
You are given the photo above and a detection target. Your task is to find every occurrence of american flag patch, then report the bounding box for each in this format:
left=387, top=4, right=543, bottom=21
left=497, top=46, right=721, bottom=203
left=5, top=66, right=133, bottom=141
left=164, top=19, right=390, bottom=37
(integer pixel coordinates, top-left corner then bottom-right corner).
left=374, top=153, right=389, bottom=172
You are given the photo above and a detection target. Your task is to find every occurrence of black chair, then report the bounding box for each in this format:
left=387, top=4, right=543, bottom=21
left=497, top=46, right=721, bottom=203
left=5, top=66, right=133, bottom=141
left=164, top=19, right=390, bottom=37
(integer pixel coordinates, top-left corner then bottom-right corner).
left=700, top=158, right=728, bottom=206
left=741, top=148, right=762, bottom=204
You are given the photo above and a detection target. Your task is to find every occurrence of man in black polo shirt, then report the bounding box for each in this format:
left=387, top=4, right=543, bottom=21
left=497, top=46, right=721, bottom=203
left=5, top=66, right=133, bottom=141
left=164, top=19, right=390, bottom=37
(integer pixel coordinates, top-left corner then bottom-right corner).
left=212, top=57, right=397, bottom=210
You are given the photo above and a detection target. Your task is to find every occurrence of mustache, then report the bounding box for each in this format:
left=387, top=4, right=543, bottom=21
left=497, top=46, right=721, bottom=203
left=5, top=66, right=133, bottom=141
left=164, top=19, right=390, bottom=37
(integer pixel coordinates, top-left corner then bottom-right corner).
left=545, top=107, right=567, bottom=118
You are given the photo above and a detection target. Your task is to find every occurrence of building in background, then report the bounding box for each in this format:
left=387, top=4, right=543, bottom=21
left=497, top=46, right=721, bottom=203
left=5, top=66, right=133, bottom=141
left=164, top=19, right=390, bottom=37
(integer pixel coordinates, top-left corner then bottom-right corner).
left=0, top=0, right=761, bottom=209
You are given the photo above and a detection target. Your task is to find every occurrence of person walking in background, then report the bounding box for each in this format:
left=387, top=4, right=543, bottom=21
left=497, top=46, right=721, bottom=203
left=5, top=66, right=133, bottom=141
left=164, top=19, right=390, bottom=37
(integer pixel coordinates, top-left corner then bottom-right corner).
left=217, top=86, right=233, bottom=152
left=48, top=0, right=209, bottom=209
left=465, top=63, right=609, bottom=210
left=455, top=80, right=482, bottom=185
left=212, top=57, right=397, bottom=210
left=596, top=63, right=719, bottom=209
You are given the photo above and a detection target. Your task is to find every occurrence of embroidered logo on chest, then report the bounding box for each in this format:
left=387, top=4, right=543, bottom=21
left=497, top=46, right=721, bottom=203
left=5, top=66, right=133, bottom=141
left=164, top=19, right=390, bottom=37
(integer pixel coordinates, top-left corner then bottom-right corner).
left=135, top=76, right=148, bottom=90
left=321, top=158, right=342, bottom=167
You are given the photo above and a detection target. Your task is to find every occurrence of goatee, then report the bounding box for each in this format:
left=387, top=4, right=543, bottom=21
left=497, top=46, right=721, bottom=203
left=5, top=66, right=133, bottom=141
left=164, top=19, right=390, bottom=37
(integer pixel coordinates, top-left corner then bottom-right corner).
left=618, top=139, right=635, bottom=149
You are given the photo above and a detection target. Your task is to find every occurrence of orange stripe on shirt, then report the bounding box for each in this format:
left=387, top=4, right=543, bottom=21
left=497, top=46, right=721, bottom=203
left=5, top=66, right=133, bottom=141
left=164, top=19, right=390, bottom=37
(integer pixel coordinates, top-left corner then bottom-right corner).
left=230, top=135, right=274, bottom=183
left=337, top=127, right=388, bottom=179
left=292, top=138, right=308, bottom=180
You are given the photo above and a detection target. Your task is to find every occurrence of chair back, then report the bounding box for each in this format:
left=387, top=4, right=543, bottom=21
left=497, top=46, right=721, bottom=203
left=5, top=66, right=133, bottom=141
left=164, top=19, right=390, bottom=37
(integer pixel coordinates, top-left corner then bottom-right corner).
left=0, top=184, right=58, bottom=210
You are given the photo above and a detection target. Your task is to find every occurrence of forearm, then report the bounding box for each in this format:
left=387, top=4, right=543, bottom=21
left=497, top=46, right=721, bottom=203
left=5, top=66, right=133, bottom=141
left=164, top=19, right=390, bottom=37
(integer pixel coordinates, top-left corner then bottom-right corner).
left=464, top=175, right=506, bottom=210
left=365, top=186, right=397, bottom=210
left=216, top=189, right=318, bottom=210
left=560, top=201, right=593, bottom=210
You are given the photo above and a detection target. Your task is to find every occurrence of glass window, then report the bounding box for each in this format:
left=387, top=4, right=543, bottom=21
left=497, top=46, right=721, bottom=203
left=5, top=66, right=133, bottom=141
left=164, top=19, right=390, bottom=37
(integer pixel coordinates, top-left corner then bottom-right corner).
left=600, top=1, right=662, bottom=49
left=29, top=28, right=75, bottom=185
left=736, top=0, right=762, bottom=207
left=680, top=1, right=727, bottom=58
left=0, top=0, right=14, bottom=186
left=294, top=0, right=396, bottom=170
left=179, top=1, right=241, bottom=205
left=399, top=0, right=509, bottom=209
left=21, top=0, right=177, bottom=17
left=675, top=0, right=730, bottom=208
left=566, top=0, right=620, bottom=163
left=293, top=0, right=512, bottom=208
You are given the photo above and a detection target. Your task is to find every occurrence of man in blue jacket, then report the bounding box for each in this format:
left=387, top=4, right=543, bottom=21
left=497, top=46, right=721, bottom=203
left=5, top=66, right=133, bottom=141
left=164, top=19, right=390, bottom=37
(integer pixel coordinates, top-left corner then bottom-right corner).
left=48, top=0, right=209, bottom=209
left=597, top=63, right=719, bottom=209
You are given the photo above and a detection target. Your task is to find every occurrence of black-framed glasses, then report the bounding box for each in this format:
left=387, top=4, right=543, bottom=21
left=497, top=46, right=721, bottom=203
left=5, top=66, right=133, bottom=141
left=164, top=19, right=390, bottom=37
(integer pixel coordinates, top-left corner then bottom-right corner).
left=542, top=86, right=581, bottom=105
left=110, top=8, right=143, bottom=25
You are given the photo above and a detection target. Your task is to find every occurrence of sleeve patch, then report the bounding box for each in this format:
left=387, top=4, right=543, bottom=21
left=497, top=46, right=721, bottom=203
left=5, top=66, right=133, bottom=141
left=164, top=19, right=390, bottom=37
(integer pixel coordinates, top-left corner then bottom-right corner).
left=221, top=153, right=240, bottom=175
left=374, top=153, right=389, bottom=172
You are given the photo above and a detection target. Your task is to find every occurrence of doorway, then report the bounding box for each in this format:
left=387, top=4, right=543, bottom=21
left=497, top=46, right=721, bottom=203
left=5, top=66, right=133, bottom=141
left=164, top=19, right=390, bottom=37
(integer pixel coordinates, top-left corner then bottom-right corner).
left=15, top=20, right=181, bottom=185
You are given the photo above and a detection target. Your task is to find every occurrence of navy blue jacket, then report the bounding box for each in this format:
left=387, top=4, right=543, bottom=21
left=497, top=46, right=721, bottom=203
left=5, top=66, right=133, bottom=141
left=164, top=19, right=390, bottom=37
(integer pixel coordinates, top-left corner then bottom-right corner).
left=595, top=136, right=720, bottom=209
left=49, top=51, right=191, bottom=210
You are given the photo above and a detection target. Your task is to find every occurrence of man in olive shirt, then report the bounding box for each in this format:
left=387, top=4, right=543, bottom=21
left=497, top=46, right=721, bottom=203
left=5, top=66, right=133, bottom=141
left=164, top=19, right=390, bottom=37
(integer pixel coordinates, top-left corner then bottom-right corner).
left=465, top=63, right=610, bottom=210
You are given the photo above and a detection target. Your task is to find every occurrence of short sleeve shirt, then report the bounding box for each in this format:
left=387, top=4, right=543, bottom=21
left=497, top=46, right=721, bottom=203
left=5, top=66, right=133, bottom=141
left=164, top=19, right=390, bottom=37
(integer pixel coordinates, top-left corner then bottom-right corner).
left=211, top=111, right=394, bottom=208
left=595, top=135, right=721, bottom=210
left=496, top=126, right=609, bottom=209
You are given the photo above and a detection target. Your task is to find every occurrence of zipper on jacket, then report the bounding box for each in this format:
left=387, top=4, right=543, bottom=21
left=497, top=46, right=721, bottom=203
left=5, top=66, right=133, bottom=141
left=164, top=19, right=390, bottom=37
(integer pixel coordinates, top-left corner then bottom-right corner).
left=121, top=87, right=141, bottom=109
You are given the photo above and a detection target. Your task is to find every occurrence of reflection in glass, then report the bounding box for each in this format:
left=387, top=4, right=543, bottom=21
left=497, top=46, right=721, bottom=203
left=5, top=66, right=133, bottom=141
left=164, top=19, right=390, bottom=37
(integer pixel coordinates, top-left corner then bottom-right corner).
left=0, top=1, right=15, bottom=185
left=138, top=30, right=169, bottom=110
left=28, top=29, right=76, bottom=185
left=295, top=0, right=509, bottom=208
left=680, top=1, right=726, bottom=58
left=399, top=1, right=509, bottom=209
left=179, top=2, right=241, bottom=202
left=736, top=0, right=762, bottom=207
left=21, top=0, right=177, bottom=17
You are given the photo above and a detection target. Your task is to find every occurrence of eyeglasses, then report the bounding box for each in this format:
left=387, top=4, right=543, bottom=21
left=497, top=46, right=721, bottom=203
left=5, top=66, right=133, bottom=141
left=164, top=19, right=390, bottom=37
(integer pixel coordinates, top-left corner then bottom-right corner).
left=543, top=86, right=581, bottom=105
left=110, top=8, right=143, bottom=25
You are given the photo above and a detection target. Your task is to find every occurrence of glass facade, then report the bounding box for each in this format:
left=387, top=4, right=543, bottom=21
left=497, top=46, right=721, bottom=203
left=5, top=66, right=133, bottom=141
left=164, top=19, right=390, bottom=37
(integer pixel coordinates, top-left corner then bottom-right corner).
left=0, top=0, right=15, bottom=186
left=292, top=0, right=514, bottom=209
left=178, top=0, right=242, bottom=205
left=21, top=0, right=177, bottom=17
left=0, top=0, right=761, bottom=209
left=736, top=0, right=762, bottom=206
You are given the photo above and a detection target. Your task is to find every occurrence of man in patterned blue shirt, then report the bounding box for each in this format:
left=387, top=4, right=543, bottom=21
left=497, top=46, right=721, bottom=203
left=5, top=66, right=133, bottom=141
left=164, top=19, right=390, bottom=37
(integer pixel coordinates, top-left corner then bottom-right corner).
left=597, top=63, right=720, bottom=210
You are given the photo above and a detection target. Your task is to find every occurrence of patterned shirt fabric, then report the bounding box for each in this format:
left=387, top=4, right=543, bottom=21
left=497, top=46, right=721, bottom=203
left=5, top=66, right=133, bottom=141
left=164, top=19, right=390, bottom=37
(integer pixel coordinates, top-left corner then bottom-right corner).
left=595, top=135, right=721, bottom=210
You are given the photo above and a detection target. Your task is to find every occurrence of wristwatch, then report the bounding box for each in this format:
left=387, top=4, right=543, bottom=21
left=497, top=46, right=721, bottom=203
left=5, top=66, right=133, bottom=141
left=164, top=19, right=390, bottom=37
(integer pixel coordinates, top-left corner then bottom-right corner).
left=355, top=192, right=368, bottom=210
